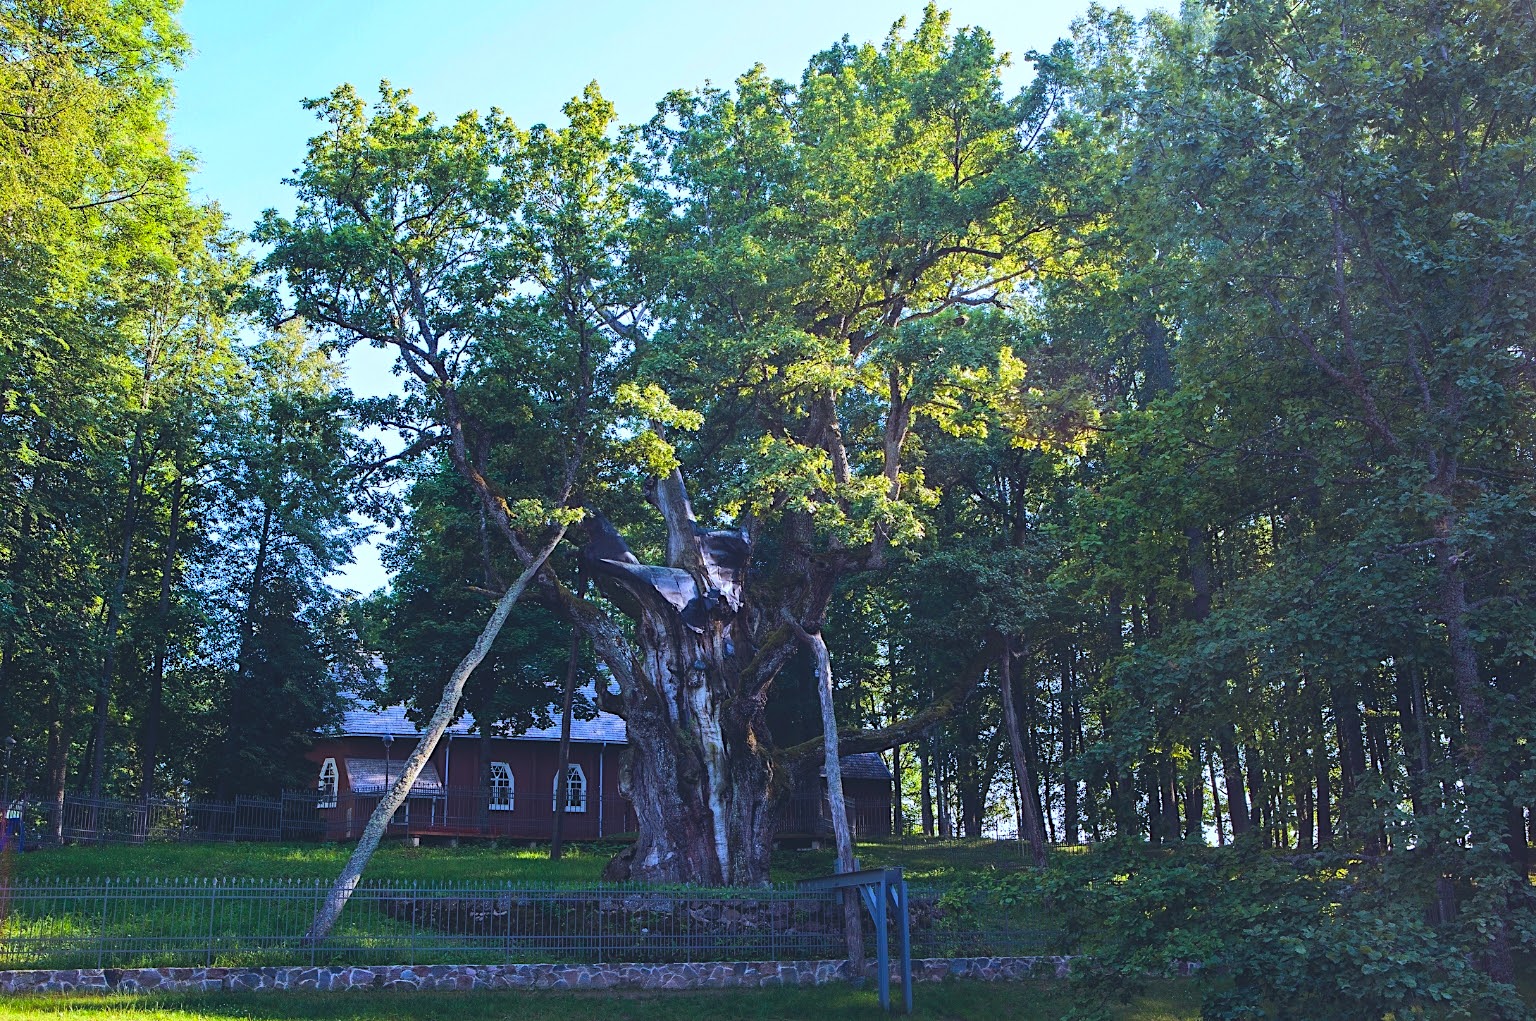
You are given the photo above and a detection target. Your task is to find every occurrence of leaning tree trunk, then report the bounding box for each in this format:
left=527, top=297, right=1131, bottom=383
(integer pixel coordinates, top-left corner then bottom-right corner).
left=305, top=530, right=562, bottom=941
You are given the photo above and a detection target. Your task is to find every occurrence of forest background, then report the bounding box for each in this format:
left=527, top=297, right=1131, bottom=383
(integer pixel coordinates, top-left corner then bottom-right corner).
left=2, top=0, right=1534, bottom=1017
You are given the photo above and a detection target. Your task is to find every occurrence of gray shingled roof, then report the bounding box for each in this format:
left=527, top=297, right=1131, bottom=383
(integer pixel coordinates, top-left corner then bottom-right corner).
left=822, top=752, right=892, bottom=781
left=336, top=688, right=890, bottom=780
left=336, top=685, right=626, bottom=745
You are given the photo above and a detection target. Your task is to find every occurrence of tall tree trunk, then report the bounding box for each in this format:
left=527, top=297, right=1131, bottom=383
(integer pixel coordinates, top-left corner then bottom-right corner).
left=799, top=625, right=864, bottom=977
left=1105, top=589, right=1136, bottom=837
left=1061, top=651, right=1080, bottom=844
left=1436, top=525, right=1514, bottom=984
left=548, top=627, right=579, bottom=861
left=919, top=739, right=934, bottom=837
left=89, top=422, right=151, bottom=797
left=305, top=531, right=562, bottom=942
left=937, top=751, right=953, bottom=839
left=1312, top=686, right=1334, bottom=848
left=1334, top=687, right=1367, bottom=804
left=1244, top=744, right=1265, bottom=837
left=1183, top=763, right=1204, bottom=842
left=141, top=471, right=184, bottom=801
left=1160, top=754, right=1180, bottom=844
left=1000, top=648, right=1047, bottom=866
left=45, top=688, right=67, bottom=843
left=220, top=501, right=274, bottom=800
left=1209, top=756, right=1225, bottom=846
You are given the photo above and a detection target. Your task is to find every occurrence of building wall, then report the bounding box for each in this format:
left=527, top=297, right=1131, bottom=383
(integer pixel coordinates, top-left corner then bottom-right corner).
left=303, top=737, right=892, bottom=842
left=304, top=735, right=632, bottom=841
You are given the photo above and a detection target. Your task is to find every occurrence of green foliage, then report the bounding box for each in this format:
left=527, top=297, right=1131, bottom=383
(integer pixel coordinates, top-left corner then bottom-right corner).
left=0, top=1, right=366, bottom=802
left=992, top=843, right=1534, bottom=1020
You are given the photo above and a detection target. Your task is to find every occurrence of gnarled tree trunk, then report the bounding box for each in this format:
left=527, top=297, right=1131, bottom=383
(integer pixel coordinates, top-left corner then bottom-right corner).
left=586, top=478, right=778, bottom=886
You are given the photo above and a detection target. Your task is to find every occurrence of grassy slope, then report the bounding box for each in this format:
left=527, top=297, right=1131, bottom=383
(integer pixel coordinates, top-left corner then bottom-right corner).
left=8, top=839, right=1032, bottom=885
left=0, top=983, right=1203, bottom=1021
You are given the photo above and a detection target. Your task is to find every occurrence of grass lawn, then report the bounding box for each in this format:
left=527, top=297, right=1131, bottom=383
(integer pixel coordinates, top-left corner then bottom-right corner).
left=6, top=843, right=618, bottom=884
left=7, top=838, right=1035, bottom=886
left=0, top=982, right=1204, bottom=1021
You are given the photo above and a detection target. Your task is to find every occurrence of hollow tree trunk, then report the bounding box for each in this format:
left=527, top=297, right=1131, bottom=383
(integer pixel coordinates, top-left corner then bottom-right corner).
left=584, top=479, right=778, bottom=887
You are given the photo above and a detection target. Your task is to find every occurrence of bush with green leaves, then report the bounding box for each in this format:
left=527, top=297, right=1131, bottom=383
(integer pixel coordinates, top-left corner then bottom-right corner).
left=978, top=842, right=1532, bottom=1021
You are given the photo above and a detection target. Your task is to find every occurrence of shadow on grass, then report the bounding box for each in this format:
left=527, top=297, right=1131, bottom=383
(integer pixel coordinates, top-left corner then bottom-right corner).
left=0, top=982, right=1205, bottom=1021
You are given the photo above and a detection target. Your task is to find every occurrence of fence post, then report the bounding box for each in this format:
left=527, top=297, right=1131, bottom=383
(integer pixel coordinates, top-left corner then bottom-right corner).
left=96, top=878, right=109, bottom=968
left=310, top=879, right=320, bottom=966
left=206, top=878, right=219, bottom=966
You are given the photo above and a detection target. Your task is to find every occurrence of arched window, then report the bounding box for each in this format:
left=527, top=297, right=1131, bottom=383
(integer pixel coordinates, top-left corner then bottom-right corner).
left=318, top=758, right=338, bottom=809
left=489, top=761, right=514, bottom=811
left=556, top=763, right=587, bottom=813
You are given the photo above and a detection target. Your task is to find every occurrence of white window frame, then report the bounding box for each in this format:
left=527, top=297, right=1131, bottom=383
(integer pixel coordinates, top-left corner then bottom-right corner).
left=489, top=761, right=514, bottom=812
left=318, top=758, right=338, bottom=809
left=555, top=763, right=588, bottom=813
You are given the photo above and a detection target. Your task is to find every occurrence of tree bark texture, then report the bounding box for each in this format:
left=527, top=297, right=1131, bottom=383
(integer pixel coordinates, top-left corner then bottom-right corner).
left=584, top=475, right=782, bottom=886
left=801, top=624, right=864, bottom=976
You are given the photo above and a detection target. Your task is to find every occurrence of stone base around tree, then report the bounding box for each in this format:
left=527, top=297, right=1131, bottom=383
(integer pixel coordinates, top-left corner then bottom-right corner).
left=0, top=956, right=1079, bottom=994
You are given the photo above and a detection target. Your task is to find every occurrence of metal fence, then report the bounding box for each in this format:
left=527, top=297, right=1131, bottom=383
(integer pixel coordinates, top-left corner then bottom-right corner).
left=903, top=887, right=1067, bottom=960
left=0, top=878, right=858, bottom=969
left=48, top=794, right=325, bottom=845
left=0, top=877, right=1066, bottom=971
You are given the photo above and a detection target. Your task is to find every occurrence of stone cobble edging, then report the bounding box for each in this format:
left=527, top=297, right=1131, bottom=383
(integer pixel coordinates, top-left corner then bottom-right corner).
left=0, top=957, right=1077, bottom=994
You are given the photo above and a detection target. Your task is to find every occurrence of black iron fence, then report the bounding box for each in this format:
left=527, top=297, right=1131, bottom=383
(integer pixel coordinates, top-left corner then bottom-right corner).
left=0, top=878, right=850, bottom=969
left=47, top=793, right=324, bottom=845
left=0, top=877, right=1064, bottom=970
left=21, top=790, right=892, bottom=846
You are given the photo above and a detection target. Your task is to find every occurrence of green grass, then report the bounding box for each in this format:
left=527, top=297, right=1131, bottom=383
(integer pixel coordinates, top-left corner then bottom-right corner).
left=0, top=981, right=1204, bottom=1020
left=769, top=838, right=1044, bottom=885
left=8, top=843, right=619, bottom=884
left=9, top=838, right=1038, bottom=886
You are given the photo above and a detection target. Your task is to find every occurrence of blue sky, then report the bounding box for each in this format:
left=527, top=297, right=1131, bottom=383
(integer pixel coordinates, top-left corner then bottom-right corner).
left=168, top=0, right=1160, bottom=594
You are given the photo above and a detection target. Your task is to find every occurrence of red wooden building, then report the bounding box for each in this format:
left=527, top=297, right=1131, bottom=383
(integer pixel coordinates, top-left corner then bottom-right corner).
left=305, top=692, right=893, bottom=843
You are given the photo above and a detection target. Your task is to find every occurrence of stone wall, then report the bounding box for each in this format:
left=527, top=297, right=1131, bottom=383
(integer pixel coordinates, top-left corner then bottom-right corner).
left=0, top=956, right=1077, bottom=995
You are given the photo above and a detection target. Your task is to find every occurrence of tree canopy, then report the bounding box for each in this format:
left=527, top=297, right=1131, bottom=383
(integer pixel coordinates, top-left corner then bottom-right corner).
left=3, top=0, right=1533, bottom=1008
